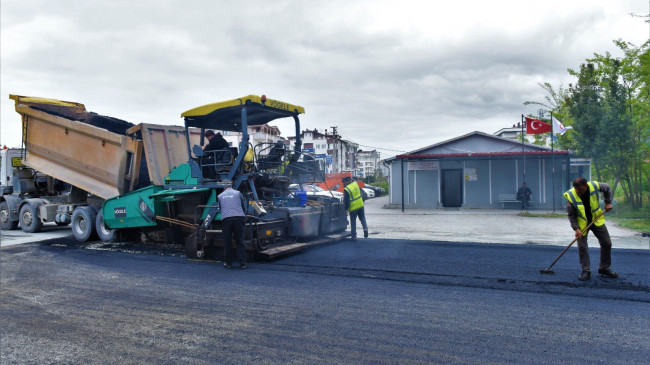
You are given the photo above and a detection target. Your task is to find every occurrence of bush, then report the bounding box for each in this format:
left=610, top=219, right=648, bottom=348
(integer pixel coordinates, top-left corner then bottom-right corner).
left=608, top=200, right=650, bottom=233
left=374, top=181, right=389, bottom=192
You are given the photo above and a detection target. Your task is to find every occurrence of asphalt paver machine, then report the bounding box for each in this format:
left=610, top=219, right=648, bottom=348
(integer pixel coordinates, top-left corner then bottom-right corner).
left=102, top=95, right=348, bottom=260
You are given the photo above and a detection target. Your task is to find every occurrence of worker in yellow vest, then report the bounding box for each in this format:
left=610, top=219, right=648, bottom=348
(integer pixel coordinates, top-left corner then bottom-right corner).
left=342, top=176, right=368, bottom=241
left=564, top=177, right=617, bottom=281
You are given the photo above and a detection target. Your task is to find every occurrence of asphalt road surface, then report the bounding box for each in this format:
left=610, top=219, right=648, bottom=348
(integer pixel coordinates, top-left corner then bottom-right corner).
left=1, top=236, right=648, bottom=364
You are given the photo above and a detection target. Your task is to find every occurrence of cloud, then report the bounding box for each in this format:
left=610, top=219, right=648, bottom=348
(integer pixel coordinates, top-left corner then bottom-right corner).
left=2, top=0, right=647, bottom=158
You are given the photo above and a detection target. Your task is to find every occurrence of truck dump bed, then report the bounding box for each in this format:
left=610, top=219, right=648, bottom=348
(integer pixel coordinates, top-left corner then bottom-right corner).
left=126, top=123, right=201, bottom=186
left=10, top=95, right=192, bottom=200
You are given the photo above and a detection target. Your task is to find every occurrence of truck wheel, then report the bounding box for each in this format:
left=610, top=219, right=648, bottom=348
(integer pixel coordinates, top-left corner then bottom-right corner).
left=95, top=209, right=116, bottom=242
left=71, top=206, right=97, bottom=241
left=19, top=203, right=43, bottom=233
left=0, top=201, right=19, bottom=230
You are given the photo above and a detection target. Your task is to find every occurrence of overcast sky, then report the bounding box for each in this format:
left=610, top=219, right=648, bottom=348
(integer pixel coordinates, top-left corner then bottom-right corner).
left=1, top=0, right=648, bottom=159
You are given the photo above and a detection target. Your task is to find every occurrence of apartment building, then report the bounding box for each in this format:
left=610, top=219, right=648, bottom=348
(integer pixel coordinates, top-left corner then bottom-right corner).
left=287, top=129, right=359, bottom=174
left=356, top=149, right=380, bottom=178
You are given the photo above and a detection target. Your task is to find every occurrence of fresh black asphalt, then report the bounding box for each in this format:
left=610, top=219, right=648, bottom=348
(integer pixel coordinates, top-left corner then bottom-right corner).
left=1, top=237, right=648, bottom=364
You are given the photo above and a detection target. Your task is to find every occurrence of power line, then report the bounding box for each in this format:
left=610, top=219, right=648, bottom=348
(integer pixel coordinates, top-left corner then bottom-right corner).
left=326, top=125, right=407, bottom=153
left=356, top=144, right=407, bottom=153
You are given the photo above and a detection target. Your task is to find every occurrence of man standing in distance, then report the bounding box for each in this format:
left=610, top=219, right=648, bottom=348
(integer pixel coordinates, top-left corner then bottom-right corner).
left=342, top=176, right=368, bottom=241
left=516, top=182, right=532, bottom=210
left=218, top=184, right=247, bottom=269
left=564, top=177, right=617, bottom=281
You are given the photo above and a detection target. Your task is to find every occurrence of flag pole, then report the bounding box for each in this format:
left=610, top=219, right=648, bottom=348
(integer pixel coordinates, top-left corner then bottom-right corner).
left=521, top=114, right=526, bottom=211
left=550, top=112, right=556, bottom=213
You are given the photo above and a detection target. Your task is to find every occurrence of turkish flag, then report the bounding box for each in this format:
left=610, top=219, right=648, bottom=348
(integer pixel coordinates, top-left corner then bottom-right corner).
left=525, top=117, right=552, bottom=134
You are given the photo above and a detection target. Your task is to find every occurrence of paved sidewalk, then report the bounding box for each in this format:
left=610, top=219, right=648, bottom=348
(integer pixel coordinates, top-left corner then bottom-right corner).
left=363, top=196, right=648, bottom=250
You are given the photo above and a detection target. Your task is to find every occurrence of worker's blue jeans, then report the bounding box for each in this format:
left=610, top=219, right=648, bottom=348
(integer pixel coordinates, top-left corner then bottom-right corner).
left=349, top=207, right=368, bottom=239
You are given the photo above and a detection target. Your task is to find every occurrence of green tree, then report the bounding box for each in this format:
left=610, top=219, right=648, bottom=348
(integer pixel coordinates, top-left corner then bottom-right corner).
left=525, top=39, right=649, bottom=210
left=567, top=63, right=605, bottom=180
left=616, top=40, right=650, bottom=208
left=571, top=40, right=649, bottom=208
left=590, top=54, right=633, bottom=199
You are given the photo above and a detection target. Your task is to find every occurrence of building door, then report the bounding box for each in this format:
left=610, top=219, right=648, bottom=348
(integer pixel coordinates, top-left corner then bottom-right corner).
left=441, top=169, right=462, bottom=207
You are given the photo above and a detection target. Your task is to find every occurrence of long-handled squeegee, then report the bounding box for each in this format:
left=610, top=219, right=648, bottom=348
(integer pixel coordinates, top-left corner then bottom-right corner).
left=539, top=211, right=605, bottom=275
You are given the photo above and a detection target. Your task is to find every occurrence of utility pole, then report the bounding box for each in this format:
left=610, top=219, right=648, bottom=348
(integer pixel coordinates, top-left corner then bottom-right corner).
left=330, top=126, right=340, bottom=173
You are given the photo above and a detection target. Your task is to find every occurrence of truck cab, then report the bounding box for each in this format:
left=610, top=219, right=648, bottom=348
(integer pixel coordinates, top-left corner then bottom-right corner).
left=1, top=148, right=22, bottom=195
left=0, top=148, right=24, bottom=230
left=0, top=147, right=74, bottom=231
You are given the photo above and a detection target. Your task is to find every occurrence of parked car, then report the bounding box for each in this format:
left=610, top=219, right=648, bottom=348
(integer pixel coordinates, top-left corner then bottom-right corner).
left=362, top=187, right=375, bottom=199
left=289, top=184, right=344, bottom=201
left=363, top=184, right=385, bottom=197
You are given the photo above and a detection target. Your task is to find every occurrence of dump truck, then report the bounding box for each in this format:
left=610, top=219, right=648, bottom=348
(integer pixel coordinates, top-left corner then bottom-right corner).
left=2, top=95, right=148, bottom=235
left=8, top=94, right=348, bottom=259
left=0, top=147, right=70, bottom=231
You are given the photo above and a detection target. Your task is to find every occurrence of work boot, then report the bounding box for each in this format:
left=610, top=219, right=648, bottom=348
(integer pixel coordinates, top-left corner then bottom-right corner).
left=364, top=230, right=369, bottom=238
left=578, top=270, right=591, bottom=281
left=598, top=268, right=618, bottom=278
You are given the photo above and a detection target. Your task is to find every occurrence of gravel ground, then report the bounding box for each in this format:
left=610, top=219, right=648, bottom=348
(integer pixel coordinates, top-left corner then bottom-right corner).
left=364, top=195, right=648, bottom=250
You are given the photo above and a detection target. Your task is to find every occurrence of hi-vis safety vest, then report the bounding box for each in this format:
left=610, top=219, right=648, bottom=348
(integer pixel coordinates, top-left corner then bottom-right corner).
left=345, top=181, right=364, bottom=212
left=278, top=160, right=290, bottom=175
left=563, top=181, right=605, bottom=230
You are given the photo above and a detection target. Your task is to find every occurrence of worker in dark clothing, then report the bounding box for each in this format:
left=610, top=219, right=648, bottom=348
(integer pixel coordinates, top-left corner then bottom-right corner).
left=342, top=176, right=368, bottom=241
left=202, top=130, right=230, bottom=179
left=564, top=177, right=617, bottom=281
left=203, top=130, right=230, bottom=158
left=217, top=185, right=247, bottom=269
left=516, top=182, right=532, bottom=210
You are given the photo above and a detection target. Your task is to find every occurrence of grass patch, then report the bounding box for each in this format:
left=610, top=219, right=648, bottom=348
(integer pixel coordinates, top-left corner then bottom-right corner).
left=517, top=212, right=566, bottom=218
left=609, top=202, right=649, bottom=218
left=608, top=200, right=650, bottom=233
left=517, top=209, right=648, bottom=232
left=517, top=210, right=649, bottom=232
left=610, top=217, right=650, bottom=232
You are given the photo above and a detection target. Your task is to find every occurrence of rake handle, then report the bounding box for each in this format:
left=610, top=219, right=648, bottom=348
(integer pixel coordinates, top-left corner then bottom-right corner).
left=543, top=211, right=605, bottom=270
